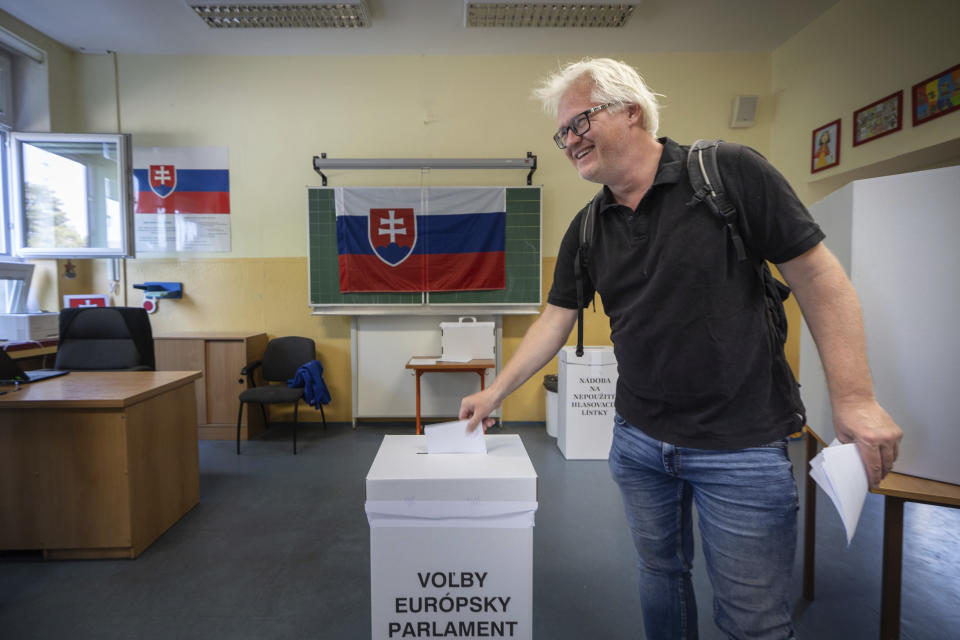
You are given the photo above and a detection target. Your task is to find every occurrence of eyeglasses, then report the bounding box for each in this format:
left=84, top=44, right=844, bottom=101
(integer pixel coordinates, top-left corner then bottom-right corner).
left=553, top=102, right=618, bottom=149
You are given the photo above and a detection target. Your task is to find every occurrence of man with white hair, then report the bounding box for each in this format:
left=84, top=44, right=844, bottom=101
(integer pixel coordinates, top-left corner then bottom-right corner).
left=460, top=58, right=902, bottom=639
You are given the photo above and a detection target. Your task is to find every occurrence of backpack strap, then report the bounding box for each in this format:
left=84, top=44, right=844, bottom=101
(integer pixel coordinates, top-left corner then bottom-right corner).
left=687, top=139, right=792, bottom=342
left=686, top=139, right=748, bottom=262
left=574, top=191, right=603, bottom=357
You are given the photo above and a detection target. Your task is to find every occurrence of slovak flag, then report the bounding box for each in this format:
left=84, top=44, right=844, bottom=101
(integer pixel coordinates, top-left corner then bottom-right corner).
left=335, top=187, right=506, bottom=293
left=133, top=153, right=230, bottom=214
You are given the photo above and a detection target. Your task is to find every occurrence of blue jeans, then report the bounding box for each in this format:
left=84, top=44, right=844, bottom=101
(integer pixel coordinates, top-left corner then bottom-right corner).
left=608, top=415, right=798, bottom=640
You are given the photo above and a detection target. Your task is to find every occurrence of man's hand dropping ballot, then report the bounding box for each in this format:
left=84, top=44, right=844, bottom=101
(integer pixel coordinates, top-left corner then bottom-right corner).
left=424, top=419, right=487, bottom=454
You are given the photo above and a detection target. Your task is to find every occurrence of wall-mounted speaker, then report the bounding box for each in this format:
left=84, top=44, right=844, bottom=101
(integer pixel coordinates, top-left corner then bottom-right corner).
left=730, top=95, right=759, bottom=128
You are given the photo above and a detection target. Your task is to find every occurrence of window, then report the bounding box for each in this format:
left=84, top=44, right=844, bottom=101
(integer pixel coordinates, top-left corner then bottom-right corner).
left=9, top=132, right=135, bottom=258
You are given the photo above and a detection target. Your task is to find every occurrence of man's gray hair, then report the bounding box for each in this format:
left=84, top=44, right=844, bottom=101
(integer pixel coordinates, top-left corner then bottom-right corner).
left=532, top=58, right=663, bottom=137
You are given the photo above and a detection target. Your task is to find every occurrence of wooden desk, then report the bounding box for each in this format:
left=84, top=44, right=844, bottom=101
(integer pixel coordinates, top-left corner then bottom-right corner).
left=802, top=428, right=960, bottom=639
left=405, top=357, right=495, bottom=435
left=0, top=371, right=202, bottom=559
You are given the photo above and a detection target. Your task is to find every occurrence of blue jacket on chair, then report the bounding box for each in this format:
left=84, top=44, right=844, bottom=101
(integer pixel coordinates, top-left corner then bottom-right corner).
left=288, top=360, right=332, bottom=409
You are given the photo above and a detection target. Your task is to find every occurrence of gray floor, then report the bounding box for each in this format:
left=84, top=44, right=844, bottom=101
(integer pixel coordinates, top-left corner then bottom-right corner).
left=1, top=422, right=958, bottom=639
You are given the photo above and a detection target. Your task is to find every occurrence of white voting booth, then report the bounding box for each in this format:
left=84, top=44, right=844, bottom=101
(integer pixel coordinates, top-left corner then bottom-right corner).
left=365, top=434, right=538, bottom=640
left=557, top=346, right=618, bottom=460
left=801, top=166, right=960, bottom=486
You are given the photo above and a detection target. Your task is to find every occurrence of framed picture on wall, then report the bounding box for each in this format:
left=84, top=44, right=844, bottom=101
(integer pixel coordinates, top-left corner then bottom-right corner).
left=811, top=119, right=840, bottom=173
left=853, top=90, right=902, bottom=146
left=912, top=62, right=960, bottom=126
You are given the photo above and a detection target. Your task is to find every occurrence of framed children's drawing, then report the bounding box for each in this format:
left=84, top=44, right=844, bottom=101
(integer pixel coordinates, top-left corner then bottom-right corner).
left=853, top=90, right=902, bottom=146
left=811, top=119, right=840, bottom=173
left=912, top=63, right=960, bottom=126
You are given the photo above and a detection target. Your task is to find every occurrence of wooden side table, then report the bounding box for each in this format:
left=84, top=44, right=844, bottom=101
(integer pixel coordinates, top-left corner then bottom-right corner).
left=404, top=357, right=495, bottom=434
left=802, top=427, right=960, bottom=639
left=872, top=472, right=960, bottom=639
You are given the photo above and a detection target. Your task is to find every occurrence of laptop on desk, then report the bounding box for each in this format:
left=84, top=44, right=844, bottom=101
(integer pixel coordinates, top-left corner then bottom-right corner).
left=0, top=348, right=69, bottom=384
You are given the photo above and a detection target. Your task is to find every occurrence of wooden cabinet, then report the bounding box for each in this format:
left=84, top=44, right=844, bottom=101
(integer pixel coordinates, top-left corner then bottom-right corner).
left=154, top=332, right=268, bottom=440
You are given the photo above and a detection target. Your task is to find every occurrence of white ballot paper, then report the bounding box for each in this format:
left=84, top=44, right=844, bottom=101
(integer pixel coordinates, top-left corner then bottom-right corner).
left=424, top=419, right=487, bottom=454
left=809, top=439, right=869, bottom=544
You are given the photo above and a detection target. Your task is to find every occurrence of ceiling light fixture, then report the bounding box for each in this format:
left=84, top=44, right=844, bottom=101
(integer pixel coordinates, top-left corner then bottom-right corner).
left=464, top=1, right=636, bottom=28
left=189, top=1, right=370, bottom=29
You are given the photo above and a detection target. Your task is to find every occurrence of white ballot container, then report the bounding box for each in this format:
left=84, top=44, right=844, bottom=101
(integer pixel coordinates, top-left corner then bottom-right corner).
left=439, top=316, right=495, bottom=362
left=365, top=434, right=538, bottom=640
left=557, top=346, right=618, bottom=460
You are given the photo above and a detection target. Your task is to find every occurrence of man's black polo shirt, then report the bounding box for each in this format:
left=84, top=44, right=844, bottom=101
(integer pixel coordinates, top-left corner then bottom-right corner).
left=548, top=138, right=825, bottom=449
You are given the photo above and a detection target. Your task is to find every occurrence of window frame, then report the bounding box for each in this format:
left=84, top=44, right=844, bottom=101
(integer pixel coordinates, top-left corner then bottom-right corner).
left=0, top=50, right=11, bottom=256
left=9, top=131, right=135, bottom=259
left=0, top=128, right=9, bottom=257
left=0, top=51, right=12, bottom=129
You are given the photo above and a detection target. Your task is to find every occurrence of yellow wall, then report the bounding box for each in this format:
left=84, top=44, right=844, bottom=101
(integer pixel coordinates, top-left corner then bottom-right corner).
left=75, top=52, right=773, bottom=258
left=74, top=51, right=771, bottom=423
left=4, top=0, right=959, bottom=423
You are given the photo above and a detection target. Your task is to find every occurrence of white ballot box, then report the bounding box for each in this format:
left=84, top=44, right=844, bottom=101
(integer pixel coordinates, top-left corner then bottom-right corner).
left=365, top=434, right=538, bottom=640
left=557, top=346, right=618, bottom=460
left=439, top=316, right=495, bottom=362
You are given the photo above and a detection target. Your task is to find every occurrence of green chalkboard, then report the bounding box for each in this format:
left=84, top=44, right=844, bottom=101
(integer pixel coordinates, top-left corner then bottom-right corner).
left=308, top=187, right=541, bottom=308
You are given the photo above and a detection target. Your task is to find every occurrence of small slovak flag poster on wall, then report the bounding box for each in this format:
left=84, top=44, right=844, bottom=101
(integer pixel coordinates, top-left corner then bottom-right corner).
left=132, top=146, right=231, bottom=253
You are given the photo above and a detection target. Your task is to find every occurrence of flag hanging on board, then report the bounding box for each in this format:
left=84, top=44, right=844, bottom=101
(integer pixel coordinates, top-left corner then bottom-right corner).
left=335, top=187, right=506, bottom=293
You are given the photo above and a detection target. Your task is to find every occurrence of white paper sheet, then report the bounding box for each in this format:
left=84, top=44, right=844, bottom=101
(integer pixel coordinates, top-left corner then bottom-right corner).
left=809, top=439, right=868, bottom=544
left=424, top=419, right=487, bottom=454
left=408, top=358, right=438, bottom=366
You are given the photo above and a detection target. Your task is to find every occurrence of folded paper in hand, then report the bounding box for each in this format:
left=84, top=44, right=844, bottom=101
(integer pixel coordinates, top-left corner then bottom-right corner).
left=424, top=419, right=487, bottom=454
left=809, top=439, right=868, bottom=544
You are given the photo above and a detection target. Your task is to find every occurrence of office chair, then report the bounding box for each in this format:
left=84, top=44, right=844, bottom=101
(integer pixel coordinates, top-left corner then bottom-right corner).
left=236, top=336, right=326, bottom=455
left=55, top=307, right=155, bottom=371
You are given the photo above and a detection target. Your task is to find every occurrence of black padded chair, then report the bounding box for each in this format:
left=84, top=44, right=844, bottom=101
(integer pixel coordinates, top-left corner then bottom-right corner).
left=237, top=336, right=326, bottom=455
left=55, top=307, right=155, bottom=371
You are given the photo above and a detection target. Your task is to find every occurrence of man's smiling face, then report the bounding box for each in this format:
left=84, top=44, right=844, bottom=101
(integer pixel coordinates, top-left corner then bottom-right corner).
left=556, top=80, right=629, bottom=185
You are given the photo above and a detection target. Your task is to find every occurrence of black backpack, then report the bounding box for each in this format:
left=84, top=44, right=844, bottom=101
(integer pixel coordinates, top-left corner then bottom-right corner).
left=573, top=139, right=791, bottom=357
